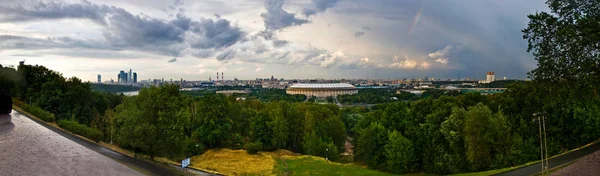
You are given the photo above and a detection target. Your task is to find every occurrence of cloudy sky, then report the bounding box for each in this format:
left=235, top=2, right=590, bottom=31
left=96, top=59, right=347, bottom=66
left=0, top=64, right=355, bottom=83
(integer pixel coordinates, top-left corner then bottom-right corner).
left=0, top=0, right=548, bottom=81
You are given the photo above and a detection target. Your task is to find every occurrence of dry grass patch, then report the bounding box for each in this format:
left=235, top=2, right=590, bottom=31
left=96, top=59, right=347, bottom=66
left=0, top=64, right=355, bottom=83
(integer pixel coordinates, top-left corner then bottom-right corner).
left=191, top=149, right=286, bottom=175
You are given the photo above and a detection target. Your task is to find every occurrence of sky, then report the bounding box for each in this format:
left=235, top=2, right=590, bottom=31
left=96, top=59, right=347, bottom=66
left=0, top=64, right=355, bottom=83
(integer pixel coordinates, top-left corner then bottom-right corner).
left=0, top=0, right=549, bottom=82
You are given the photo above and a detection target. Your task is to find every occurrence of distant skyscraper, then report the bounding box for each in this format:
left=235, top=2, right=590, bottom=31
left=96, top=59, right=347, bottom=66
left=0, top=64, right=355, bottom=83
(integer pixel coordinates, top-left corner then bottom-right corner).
left=118, top=70, right=127, bottom=83
left=97, top=74, right=101, bottom=83
left=133, top=72, right=137, bottom=83
left=128, top=69, right=132, bottom=83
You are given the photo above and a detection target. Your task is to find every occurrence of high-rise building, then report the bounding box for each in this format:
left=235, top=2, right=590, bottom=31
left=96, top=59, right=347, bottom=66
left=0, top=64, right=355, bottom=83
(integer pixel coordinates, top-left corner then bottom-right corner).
left=486, top=72, right=495, bottom=83
left=97, top=74, right=101, bottom=83
left=128, top=69, right=132, bottom=83
left=118, top=70, right=127, bottom=83
left=133, top=72, right=137, bottom=83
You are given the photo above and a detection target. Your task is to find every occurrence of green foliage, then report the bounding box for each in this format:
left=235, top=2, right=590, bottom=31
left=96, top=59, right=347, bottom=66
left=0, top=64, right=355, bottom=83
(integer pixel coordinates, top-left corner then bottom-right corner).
left=462, top=103, right=511, bottom=171
left=355, top=122, right=388, bottom=170
left=338, top=88, right=417, bottom=104
left=90, top=84, right=141, bottom=93
left=193, top=94, right=234, bottom=148
left=13, top=99, right=55, bottom=122
left=245, top=142, right=263, bottom=154
left=523, top=0, right=600, bottom=86
left=385, top=130, right=416, bottom=174
left=116, top=85, right=188, bottom=160
left=302, top=131, right=340, bottom=161
left=57, top=120, right=103, bottom=142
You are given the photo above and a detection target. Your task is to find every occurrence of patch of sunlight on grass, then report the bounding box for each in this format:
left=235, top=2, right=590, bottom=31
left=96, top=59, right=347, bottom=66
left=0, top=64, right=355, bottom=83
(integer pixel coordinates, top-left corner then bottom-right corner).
left=191, top=149, right=297, bottom=176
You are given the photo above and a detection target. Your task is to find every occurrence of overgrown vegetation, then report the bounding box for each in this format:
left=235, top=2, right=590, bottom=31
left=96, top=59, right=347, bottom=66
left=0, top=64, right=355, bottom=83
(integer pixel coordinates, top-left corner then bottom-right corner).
left=57, top=120, right=103, bottom=142
left=13, top=99, right=55, bottom=122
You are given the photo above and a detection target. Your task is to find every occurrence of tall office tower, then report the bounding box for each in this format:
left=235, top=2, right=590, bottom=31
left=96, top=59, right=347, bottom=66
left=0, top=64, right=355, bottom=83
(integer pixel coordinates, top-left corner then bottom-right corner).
left=97, top=74, right=101, bottom=83
left=217, top=72, right=219, bottom=82
left=117, top=74, right=120, bottom=83
left=128, top=69, right=132, bottom=83
left=119, top=70, right=127, bottom=83
left=221, top=72, right=223, bottom=81
left=133, top=72, right=137, bottom=83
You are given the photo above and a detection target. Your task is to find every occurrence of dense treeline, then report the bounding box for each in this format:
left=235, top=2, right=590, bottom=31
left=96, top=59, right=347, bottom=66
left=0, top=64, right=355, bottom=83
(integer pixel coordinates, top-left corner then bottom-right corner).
left=337, top=88, right=416, bottom=104
left=90, top=84, right=141, bottom=93
left=182, top=88, right=306, bottom=102
left=338, top=88, right=459, bottom=104
left=475, top=80, right=523, bottom=88
left=114, top=85, right=345, bottom=160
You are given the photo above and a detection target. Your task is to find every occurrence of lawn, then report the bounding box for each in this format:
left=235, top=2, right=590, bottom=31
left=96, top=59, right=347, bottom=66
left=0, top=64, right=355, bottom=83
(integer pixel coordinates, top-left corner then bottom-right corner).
left=276, top=156, right=398, bottom=176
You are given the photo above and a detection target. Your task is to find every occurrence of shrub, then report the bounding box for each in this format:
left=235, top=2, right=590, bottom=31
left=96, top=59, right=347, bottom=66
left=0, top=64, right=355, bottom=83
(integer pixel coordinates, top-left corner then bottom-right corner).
left=13, top=99, right=55, bottom=122
left=57, top=120, right=103, bottom=142
left=245, top=142, right=263, bottom=154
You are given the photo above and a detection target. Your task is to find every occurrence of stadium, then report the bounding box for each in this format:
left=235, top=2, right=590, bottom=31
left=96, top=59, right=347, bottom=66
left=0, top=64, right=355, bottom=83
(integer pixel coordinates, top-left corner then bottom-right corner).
left=286, top=83, right=358, bottom=97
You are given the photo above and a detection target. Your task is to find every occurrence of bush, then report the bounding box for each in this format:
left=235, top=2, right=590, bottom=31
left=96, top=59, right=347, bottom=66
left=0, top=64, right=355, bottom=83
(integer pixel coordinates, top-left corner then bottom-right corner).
left=57, top=120, right=103, bottom=142
left=13, top=99, right=55, bottom=122
left=245, top=142, right=263, bottom=154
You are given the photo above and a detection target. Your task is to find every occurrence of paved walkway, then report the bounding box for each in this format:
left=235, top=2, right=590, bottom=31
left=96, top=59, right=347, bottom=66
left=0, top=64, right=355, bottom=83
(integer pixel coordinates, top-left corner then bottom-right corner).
left=0, top=111, right=142, bottom=176
left=551, top=149, right=600, bottom=176
left=496, top=140, right=600, bottom=176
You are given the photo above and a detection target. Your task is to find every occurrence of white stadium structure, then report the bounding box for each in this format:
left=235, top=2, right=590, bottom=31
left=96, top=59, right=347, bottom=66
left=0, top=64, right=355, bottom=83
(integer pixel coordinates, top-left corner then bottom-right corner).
left=286, top=83, right=358, bottom=97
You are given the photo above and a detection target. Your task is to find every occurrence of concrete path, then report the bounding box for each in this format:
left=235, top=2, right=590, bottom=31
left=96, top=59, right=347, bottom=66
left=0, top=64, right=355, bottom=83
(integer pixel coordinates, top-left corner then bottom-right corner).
left=496, top=140, right=600, bottom=176
left=0, top=111, right=143, bottom=176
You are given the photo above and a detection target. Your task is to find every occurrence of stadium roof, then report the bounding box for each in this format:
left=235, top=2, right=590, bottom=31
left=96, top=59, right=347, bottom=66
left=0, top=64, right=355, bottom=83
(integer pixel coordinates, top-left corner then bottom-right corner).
left=288, top=83, right=357, bottom=90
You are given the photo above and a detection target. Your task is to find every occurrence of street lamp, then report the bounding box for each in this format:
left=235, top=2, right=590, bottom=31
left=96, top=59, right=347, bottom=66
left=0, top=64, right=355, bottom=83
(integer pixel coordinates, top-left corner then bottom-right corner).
left=534, top=112, right=548, bottom=175
left=326, top=148, right=329, bottom=161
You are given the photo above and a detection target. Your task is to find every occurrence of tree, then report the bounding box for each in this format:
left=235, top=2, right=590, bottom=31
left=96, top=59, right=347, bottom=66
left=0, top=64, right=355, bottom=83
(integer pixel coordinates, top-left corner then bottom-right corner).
left=194, top=94, right=233, bottom=148
left=355, top=122, right=388, bottom=170
left=385, top=130, right=415, bottom=174
left=116, top=85, right=187, bottom=160
left=523, top=0, right=600, bottom=85
left=463, top=103, right=511, bottom=171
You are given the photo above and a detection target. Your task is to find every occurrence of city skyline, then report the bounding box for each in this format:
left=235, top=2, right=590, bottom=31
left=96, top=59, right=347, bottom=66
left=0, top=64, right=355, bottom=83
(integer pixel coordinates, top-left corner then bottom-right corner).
left=0, top=0, right=548, bottom=81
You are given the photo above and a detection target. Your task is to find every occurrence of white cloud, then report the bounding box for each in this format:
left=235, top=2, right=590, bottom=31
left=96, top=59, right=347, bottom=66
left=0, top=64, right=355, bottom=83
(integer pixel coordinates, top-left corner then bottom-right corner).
left=389, top=59, right=418, bottom=69
left=428, top=45, right=453, bottom=65
left=434, top=58, right=448, bottom=64
left=255, top=67, right=263, bottom=72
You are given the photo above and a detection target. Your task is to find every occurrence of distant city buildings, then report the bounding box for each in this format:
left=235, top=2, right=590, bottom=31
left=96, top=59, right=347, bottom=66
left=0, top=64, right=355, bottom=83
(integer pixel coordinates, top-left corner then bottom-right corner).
left=116, top=69, right=138, bottom=85
left=479, top=72, right=496, bottom=84
left=97, top=74, right=101, bottom=83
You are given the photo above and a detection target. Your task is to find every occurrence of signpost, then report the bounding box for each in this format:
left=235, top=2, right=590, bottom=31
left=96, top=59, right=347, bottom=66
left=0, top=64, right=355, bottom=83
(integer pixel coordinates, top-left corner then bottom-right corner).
left=182, top=158, right=190, bottom=169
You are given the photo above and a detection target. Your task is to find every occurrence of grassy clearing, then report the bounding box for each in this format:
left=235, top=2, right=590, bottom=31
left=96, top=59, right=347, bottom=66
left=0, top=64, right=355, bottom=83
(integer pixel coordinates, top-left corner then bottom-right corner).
left=276, top=156, right=400, bottom=176
left=190, top=149, right=292, bottom=175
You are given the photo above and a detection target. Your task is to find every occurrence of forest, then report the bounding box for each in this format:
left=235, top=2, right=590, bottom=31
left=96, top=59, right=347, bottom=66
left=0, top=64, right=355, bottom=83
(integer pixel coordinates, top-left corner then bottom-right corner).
left=1, top=0, right=599, bottom=174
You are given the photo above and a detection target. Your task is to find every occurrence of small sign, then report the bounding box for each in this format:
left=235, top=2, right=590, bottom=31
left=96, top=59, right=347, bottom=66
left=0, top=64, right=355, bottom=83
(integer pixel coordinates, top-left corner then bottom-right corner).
left=182, top=158, right=190, bottom=168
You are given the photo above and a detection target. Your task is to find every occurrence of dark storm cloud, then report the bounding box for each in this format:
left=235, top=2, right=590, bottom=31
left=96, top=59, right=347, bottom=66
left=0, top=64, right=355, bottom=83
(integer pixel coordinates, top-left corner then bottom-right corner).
left=216, top=49, right=236, bottom=60
left=0, top=35, right=116, bottom=50
left=272, top=40, right=288, bottom=47
left=328, top=0, right=545, bottom=78
left=302, top=0, right=338, bottom=17
left=0, top=0, right=245, bottom=57
left=168, top=58, right=177, bottom=62
left=261, top=0, right=309, bottom=30
left=354, top=31, right=365, bottom=37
